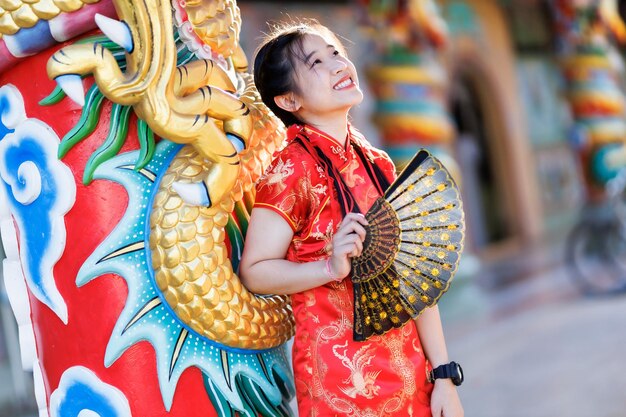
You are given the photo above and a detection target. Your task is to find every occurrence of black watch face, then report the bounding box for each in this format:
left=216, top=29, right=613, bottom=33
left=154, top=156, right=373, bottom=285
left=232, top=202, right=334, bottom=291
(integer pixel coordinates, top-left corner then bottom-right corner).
left=452, top=363, right=464, bottom=386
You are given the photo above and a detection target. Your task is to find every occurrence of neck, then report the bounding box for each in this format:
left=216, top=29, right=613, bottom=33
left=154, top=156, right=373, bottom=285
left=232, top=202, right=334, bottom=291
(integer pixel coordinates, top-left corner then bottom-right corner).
left=299, top=113, right=349, bottom=147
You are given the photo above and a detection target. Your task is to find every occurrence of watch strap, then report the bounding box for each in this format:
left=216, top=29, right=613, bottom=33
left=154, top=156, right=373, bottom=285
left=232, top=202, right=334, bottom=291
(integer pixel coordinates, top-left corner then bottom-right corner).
left=429, top=361, right=463, bottom=386
left=432, top=363, right=457, bottom=379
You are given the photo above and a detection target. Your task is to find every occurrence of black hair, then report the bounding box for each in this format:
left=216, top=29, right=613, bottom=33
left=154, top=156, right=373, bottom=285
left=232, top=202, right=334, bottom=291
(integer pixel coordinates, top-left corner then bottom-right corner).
left=253, top=20, right=347, bottom=126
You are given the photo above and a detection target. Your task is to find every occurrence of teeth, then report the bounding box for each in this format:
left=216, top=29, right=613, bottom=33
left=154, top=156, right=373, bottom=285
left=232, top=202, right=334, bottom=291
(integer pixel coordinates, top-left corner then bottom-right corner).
left=95, top=14, right=134, bottom=52
left=334, top=78, right=353, bottom=90
left=56, top=74, right=85, bottom=107
left=172, top=181, right=211, bottom=206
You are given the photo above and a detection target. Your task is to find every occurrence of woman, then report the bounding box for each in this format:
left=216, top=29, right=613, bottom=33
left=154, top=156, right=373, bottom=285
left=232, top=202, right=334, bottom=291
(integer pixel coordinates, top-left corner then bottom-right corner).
left=240, top=20, right=464, bottom=417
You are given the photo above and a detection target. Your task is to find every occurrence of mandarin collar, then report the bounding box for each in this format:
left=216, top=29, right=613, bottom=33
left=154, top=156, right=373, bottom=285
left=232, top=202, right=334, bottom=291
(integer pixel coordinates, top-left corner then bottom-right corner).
left=288, top=125, right=355, bottom=170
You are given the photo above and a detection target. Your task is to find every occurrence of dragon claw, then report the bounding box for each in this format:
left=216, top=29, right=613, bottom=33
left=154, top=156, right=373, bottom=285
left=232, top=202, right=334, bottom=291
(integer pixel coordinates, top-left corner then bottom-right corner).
left=55, top=75, right=85, bottom=107
left=226, top=133, right=245, bottom=153
left=95, top=13, right=134, bottom=53
left=172, top=181, right=211, bottom=207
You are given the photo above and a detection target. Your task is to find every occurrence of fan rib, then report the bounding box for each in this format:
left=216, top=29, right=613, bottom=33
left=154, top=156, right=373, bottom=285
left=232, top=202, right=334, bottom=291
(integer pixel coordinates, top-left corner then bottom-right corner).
left=355, top=277, right=411, bottom=339
left=396, top=249, right=457, bottom=270
left=395, top=203, right=460, bottom=221
left=401, top=224, right=462, bottom=233
left=394, top=258, right=449, bottom=292
left=384, top=150, right=430, bottom=198
left=387, top=173, right=430, bottom=204
left=398, top=242, right=460, bottom=251
left=392, top=188, right=448, bottom=213
left=392, top=267, right=443, bottom=304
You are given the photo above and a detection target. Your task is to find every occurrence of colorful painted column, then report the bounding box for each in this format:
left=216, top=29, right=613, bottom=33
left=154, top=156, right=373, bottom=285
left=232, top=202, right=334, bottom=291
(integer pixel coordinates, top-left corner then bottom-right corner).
left=358, top=0, right=456, bottom=172
left=0, top=0, right=295, bottom=416
left=552, top=0, right=626, bottom=189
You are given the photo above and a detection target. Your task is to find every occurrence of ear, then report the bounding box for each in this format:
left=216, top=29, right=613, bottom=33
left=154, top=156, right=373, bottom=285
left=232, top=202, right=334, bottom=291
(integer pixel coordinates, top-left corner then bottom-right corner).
left=274, top=93, right=301, bottom=113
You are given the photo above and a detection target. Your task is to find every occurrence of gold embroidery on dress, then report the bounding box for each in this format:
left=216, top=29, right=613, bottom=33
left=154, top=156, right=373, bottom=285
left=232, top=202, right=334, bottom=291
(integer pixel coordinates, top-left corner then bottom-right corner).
left=287, top=176, right=324, bottom=233
left=343, top=158, right=365, bottom=188
left=258, top=157, right=294, bottom=196
left=311, top=219, right=334, bottom=256
left=304, top=292, right=320, bottom=323
left=302, top=246, right=425, bottom=415
left=381, top=328, right=417, bottom=397
left=362, top=184, right=382, bottom=210
left=314, top=300, right=420, bottom=415
left=332, top=341, right=381, bottom=399
left=262, top=157, right=328, bottom=232
left=330, top=144, right=349, bottom=163
left=316, top=164, right=328, bottom=179
left=309, top=183, right=327, bottom=206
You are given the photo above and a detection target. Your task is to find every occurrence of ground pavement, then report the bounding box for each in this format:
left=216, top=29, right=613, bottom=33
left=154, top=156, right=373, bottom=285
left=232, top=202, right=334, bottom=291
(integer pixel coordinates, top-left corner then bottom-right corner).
left=440, top=261, right=626, bottom=417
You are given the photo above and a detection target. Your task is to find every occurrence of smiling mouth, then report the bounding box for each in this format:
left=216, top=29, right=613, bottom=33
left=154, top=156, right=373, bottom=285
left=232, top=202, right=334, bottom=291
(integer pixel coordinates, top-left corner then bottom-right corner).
left=333, top=77, right=355, bottom=90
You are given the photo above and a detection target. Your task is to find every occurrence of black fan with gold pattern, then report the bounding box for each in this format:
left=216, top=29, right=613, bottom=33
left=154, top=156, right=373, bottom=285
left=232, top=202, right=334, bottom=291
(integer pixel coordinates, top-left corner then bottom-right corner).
left=352, top=149, right=465, bottom=341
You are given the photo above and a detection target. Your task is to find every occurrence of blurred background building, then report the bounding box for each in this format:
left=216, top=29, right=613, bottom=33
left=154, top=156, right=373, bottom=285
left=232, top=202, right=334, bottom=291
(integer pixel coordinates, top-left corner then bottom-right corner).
left=238, top=0, right=602, bottom=283
left=1, top=0, right=626, bottom=415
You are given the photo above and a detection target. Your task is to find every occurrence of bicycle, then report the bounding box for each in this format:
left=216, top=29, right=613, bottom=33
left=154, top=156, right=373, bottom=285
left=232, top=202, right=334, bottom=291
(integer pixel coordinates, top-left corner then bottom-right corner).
left=566, top=166, right=626, bottom=296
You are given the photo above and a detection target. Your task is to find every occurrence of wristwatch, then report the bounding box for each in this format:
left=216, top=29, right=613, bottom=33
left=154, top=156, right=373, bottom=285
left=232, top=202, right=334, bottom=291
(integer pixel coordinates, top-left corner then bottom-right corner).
left=428, top=361, right=464, bottom=386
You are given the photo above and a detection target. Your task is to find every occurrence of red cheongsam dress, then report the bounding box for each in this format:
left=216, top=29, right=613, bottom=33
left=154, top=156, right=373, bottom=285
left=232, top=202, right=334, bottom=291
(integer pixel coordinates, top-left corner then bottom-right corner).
left=254, top=124, right=433, bottom=417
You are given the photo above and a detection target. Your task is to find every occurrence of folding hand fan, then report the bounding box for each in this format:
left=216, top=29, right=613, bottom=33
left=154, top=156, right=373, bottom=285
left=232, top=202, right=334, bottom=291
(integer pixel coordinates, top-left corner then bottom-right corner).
left=351, top=149, right=465, bottom=341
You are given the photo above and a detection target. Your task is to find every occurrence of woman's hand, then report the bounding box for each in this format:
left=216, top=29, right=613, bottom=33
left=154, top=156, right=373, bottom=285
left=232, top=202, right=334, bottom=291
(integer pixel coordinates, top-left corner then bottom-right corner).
left=327, top=213, right=368, bottom=281
left=431, top=379, right=463, bottom=417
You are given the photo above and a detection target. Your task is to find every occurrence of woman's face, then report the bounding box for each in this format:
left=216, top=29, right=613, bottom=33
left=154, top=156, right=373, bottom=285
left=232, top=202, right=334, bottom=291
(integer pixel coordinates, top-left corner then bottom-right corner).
left=290, top=33, right=364, bottom=122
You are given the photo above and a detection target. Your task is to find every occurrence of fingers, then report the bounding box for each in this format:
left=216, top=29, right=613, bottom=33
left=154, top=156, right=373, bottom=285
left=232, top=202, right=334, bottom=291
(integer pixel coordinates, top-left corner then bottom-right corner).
left=335, top=213, right=368, bottom=241
left=333, top=235, right=364, bottom=258
left=344, top=212, right=368, bottom=226
left=335, top=222, right=367, bottom=242
left=328, top=238, right=362, bottom=281
left=334, top=214, right=367, bottom=258
left=327, top=213, right=369, bottom=280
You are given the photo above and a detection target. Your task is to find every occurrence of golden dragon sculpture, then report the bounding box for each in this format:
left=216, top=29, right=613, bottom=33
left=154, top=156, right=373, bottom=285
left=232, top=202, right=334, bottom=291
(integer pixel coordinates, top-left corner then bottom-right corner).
left=46, top=0, right=295, bottom=350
